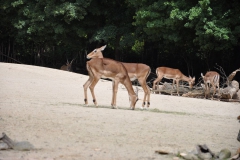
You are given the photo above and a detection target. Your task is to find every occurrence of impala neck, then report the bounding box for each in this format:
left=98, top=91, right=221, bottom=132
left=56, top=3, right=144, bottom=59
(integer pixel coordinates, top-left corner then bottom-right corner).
left=123, top=78, right=136, bottom=96
left=181, top=74, right=190, bottom=82
left=97, top=53, right=103, bottom=58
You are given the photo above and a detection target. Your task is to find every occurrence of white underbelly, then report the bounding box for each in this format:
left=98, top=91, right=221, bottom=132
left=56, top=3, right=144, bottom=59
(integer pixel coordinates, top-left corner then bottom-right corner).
left=163, top=75, right=174, bottom=80
left=130, top=77, right=137, bottom=81
left=101, top=71, right=114, bottom=80
left=101, top=75, right=114, bottom=80
left=129, top=74, right=137, bottom=81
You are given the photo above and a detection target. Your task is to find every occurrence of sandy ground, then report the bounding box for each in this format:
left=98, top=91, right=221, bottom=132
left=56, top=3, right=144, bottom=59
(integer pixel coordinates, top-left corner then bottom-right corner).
left=0, top=62, right=239, bottom=160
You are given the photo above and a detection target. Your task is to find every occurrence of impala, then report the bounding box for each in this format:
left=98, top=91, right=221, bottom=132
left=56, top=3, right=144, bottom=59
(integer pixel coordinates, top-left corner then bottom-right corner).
left=60, top=59, right=74, bottom=71
left=201, top=71, right=220, bottom=99
left=83, top=47, right=138, bottom=109
left=153, top=67, right=195, bottom=95
left=87, top=45, right=151, bottom=109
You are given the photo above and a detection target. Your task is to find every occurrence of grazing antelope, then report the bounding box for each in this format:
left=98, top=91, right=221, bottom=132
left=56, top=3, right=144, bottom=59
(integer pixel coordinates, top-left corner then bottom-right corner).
left=153, top=67, right=195, bottom=96
left=83, top=46, right=138, bottom=110
left=86, top=45, right=151, bottom=109
left=60, top=59, right=74, bottom=71
left=201, top=71, right=220, bottom=99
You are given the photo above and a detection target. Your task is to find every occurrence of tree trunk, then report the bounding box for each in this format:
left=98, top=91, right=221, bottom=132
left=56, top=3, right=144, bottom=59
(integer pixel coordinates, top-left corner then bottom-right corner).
left=114, top=35, right=121, bottom=61
left=115, top=49, right=120, bottom=61
left=221, top=79, right=239, bottom=100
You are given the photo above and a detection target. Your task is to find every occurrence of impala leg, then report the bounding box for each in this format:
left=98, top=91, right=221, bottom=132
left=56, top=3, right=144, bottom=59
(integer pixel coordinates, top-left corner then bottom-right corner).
left=171, top=80, right=176, bottom=95
left=145, top=85, right=151, bottom=108
left=83, top=76, right=93, bottom=105
left=139, top=78, right=150, bottom=109
left=152, top=80, right=157, bottom=94
left=153, top=77, right=162, bottom=94
left=89, top=76, right=100, bottom=107
left=156, top=82, right=160, bottom=94
left=204, top=83, right=209, bottom=99
left=147, top=86, right=151, bottom=108
left=176, top=80, right=180, bottom=96
left=111, top=80, right=119, bottom=109
left=217, top=83, right=220, bottom=98
left=204, top=83, right=207, bottom=99
left=211, top=83, right=216, bottom=100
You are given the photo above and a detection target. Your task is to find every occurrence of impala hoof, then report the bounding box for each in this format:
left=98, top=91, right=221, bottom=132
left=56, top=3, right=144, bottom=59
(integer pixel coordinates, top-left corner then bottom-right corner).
left=111, top=105, right=117, bottom=109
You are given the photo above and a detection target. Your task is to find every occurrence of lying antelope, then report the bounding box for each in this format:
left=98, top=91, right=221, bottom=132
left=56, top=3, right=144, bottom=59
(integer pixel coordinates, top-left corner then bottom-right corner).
left=201, top=71, right=220, bottom=99
left=83, top=47, right=138, bottom=110
left=153, top=67, right=195, bottom=95
left=60, top=59, right=74, bottom=71
left=86, top=45, right=151, bottom=109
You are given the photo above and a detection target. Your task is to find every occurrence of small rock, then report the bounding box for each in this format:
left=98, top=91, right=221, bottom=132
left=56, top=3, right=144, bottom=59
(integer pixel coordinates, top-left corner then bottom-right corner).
left=13, top=141, right=34, bottom=151
left=0, top=142, right=9, bottom=150
left=198, top=152, right=212, bottom=160
left=217, top=148, right=231, bottom=160
left=180, top=152, right=199, bottom=160
left=155, top=150, right=170, bottom=155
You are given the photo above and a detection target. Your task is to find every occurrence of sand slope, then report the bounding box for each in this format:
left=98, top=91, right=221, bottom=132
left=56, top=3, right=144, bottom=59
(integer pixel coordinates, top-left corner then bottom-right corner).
left=0, top=62, right=239, bottom=160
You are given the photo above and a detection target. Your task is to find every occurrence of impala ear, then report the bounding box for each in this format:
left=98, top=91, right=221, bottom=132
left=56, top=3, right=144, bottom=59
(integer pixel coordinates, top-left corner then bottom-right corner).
left=101, top=45, right=107, bottom=51
left=193, top=77, right=195, bottom=80
left=189, top=76, right=192, bottom=79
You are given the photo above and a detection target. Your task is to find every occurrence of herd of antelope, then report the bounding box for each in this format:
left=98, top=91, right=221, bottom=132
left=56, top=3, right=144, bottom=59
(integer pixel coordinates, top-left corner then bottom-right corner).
left=61, top=45, right=221, bottom=110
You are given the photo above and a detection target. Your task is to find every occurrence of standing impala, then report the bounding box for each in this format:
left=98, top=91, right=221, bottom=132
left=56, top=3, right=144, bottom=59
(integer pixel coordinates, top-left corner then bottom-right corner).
left=201, top=71, right=220, bottom=99
left=83, top=47, right=138, bottom=109
left=153, top=67, right=195, bottom=95
left=86, top=45, right=151, bottom=109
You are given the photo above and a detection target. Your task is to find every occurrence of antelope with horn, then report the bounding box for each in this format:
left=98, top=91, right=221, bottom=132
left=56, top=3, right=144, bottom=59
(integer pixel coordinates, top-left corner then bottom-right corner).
left=83, top=45, right=138, bottom=109
left=86, top=45, right=151, bottom=109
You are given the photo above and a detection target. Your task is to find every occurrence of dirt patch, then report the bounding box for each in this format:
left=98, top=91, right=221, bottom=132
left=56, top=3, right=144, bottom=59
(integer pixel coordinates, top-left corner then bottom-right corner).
left=0, top=62, right=239, bottom=160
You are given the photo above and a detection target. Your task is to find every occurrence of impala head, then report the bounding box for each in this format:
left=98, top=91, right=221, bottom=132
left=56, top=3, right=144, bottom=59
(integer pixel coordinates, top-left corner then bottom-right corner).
left=87, top=45, right=106, bottom=59
left=188, top=76, right=195, bottom=89
left=129, top=94, right=138, bottom=110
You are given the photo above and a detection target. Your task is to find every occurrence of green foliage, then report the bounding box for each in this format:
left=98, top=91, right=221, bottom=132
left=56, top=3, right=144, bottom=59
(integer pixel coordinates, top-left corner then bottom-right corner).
left=90, top=25, right=118, bottom=42
left=132, top=40, right=144, bottom=53
left=1, top=0, right=91, bottom=46
left=0, top=0, right=239, bottom=77
left=130, top=0, right=240, bottom=54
